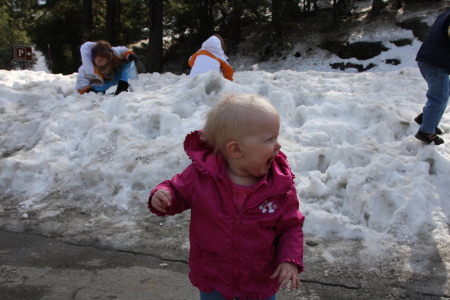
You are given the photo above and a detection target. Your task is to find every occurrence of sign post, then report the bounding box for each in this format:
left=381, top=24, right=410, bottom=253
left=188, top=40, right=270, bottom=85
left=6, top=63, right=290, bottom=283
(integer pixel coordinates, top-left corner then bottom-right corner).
left=48, top=44, right=53, bottom=73
left=14, top=46, right=33, bottom=61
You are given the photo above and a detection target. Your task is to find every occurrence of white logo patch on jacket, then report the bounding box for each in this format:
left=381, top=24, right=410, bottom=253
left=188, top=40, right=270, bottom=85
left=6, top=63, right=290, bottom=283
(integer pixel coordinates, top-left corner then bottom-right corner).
left=259, top=200, right=278, bottom=213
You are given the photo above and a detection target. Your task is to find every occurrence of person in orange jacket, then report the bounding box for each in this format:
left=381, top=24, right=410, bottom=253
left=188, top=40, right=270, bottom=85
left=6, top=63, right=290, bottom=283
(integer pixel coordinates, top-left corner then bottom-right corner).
left=188, top=34, right=234, bottom=81
left=76, top=40, right=137, bottom=95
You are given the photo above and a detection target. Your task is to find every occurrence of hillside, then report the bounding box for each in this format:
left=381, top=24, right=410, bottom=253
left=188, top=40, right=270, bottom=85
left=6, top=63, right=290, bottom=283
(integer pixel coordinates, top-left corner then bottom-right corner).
left=225, top=1, right=449, bottom=74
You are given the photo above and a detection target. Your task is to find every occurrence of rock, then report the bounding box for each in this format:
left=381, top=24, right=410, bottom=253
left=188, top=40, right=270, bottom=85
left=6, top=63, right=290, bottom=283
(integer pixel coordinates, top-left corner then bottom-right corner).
left=395, top=18, right=430, bottom=42
left=319, top=41, right=389, bottom=60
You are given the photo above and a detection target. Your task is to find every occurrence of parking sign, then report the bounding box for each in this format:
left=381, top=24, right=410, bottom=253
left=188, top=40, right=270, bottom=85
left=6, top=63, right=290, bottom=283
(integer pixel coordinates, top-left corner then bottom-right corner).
left=14, top=46, right=33, bottom=61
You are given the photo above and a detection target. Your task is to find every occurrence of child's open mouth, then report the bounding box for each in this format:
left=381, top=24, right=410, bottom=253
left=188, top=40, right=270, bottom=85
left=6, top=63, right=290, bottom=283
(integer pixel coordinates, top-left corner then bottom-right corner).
left=266, top=156, right=275, bottom=167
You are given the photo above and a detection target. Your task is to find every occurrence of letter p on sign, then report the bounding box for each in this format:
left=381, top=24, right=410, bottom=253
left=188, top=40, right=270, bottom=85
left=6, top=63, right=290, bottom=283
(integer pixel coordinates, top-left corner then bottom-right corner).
left=14, top=46, right=33, bottom=61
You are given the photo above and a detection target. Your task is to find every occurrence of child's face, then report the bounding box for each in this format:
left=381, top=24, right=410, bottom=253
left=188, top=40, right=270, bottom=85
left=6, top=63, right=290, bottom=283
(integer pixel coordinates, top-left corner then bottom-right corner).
left=94, top=56, right=109, bottom=67
left=238, top=112, right=281, bottom=178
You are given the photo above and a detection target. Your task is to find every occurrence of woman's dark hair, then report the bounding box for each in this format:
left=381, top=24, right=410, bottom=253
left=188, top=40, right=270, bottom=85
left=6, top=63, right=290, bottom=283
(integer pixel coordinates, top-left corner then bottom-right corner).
left=91, top=40, right=126, bottom=81
left=91, top=40, right=113, bottom=61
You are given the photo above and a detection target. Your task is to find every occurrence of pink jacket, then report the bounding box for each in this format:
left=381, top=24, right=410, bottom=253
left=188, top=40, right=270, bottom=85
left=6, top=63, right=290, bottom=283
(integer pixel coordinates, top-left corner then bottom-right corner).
left=148, top=131, right=304, bottom=300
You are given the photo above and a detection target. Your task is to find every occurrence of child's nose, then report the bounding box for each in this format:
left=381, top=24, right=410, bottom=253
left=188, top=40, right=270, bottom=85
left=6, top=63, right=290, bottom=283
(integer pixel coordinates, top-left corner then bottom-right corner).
left=275, top=142, right=281, bottom=150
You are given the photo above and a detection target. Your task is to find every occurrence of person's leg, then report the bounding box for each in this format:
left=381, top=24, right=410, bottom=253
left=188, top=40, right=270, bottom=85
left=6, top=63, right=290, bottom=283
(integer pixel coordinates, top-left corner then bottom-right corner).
left=117, top=62, right=133, bottom=82
left=90, top=63, right=133, bottom=94
left=112, top=63, right=133, bottom=94
left=414, top=113, right=443, bottom=135
left=200, top=290, right=227, bottom=300
left=240, top=294, right=276, bottom=300
left=91, top=80, right=115, bottom=93
left=417, top=61, right=449, bottom=134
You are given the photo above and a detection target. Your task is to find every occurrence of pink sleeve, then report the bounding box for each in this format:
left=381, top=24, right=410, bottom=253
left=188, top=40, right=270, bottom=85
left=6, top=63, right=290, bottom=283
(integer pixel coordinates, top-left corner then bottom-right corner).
left=274, top=187, right=305, bottom=272
left=148, top=164, right=197, bottom=216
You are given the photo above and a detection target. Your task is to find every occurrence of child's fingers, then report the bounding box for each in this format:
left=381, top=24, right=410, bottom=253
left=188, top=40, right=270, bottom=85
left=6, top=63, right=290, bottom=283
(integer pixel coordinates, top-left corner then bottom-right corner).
left=151, top=190, right=172, bottom=213
left=295, top=278, right=301, bottom=290
left=281, top=273, right=299, bottom=289
left=281, top=272, right=290, bottom=289
left=270, top=266, right=281, bottom=279
left=152, top=198, right=167, bottom=213
left=272, top=264, right=301, bottom=290
left=271, top=265, right=289, bottom=285
left=289, top=275, right=300, bottom=290
left=157, top=189, right=172, bottom=206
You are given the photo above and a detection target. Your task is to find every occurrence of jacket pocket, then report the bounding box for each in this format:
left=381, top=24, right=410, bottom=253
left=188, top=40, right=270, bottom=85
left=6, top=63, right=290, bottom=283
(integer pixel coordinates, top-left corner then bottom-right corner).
left=251, top=254, right=276, bottom=282
left=192, top=251, right=219, bottom=280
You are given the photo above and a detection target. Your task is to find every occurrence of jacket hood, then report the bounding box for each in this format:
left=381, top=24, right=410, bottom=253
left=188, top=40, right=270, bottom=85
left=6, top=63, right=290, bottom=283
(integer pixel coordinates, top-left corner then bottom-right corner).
left=199, top=36, right=228, bottom=62
left=183, top=131, right=295, bottom=194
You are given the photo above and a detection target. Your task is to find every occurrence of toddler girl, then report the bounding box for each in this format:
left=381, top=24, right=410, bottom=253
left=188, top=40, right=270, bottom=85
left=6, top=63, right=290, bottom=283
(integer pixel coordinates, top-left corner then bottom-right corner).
left=148, top=94, right=304, bottom=300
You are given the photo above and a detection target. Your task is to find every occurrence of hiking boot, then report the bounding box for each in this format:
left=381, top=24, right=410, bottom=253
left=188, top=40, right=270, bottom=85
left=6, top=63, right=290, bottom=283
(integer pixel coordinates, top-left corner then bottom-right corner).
left=115, top=80, right=129, bottom=95
left=415, top=130, right=444, bottom=145
left=414, top=113, right=443, bottom=135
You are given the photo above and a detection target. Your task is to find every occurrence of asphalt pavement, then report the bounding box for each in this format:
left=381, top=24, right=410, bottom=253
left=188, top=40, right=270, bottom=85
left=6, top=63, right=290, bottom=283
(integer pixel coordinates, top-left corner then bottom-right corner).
left=1, top=230, right=448, bottom=300
left=0, top=230, right=197, bottom=300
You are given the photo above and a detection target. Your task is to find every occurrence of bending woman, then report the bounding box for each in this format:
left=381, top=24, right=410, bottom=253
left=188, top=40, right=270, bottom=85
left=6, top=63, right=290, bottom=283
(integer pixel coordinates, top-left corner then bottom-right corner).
left=188, top=34, right=233, bottom=81
left=76, top=40, right=137, bottom=95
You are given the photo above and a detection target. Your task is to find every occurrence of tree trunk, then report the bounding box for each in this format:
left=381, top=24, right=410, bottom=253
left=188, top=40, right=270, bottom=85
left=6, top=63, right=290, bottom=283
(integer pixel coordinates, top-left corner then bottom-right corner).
left=116, top=0, right=122, bottom=45
left=198, top=0, right=212, bottom=42
left=106, top=0, right=116, bottom=45
left=370, top=0, right=383, bottom=19
left=283, top=0, right=301, bottom=18
left=272, top=0, right=282, bottom=37
left=229, top=0, right=242, bottom=51
left=148, top=0, right=163, bottom=73
left=183, top=0, right=199, bottom=73
left=82, top=0, right=93, bottom=41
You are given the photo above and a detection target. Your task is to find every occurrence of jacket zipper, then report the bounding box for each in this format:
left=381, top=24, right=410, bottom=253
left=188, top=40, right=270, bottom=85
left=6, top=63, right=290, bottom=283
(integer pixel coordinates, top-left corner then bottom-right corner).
left=232, top=215, right=240, bottom=296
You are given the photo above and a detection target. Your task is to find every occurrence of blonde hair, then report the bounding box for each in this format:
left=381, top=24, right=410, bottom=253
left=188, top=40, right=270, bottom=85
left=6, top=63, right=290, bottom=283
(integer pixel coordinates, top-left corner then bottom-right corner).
left=202, top=94, right=279, bottom=154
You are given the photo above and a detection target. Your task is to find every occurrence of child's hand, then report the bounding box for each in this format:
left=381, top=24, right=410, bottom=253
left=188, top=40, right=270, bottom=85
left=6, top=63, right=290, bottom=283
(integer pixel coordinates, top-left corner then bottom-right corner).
left=151, top=189, right=172, bottom=213
left=270, top=262, right=301, bottom=290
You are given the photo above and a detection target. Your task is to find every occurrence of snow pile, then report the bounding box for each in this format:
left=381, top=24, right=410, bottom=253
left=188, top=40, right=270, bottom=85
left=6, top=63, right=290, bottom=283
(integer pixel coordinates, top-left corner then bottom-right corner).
left=1, top=7, right=449, bottom=264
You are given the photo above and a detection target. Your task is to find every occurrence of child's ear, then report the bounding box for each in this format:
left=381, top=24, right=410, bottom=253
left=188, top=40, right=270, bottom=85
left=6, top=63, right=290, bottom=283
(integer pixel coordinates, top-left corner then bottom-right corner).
left=225, top=141, right=242, bottom=158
